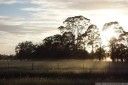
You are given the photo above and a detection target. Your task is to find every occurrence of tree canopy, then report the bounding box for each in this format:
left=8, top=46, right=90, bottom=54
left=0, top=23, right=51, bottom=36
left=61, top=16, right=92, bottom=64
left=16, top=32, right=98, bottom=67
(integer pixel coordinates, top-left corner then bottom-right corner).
left=13, top=15, right=128, bottom=62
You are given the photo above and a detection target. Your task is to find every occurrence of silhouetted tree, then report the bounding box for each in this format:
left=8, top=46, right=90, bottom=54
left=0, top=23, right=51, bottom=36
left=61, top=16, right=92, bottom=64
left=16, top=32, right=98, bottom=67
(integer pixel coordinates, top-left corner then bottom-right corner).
left=58, top=26, right=66, bottom=34
left=94, top=47, right=105, bottom=61
left=109, top=36, right=128, bottom=62
left=37, top=32, right=90, bottom=59
left=14, top=16, right=128, bottom=61
left=102, top=21, right=125, bottom=62
left=62, top=15, right=90, bottom=46
left=15, top=41, right=36, bottom=59
left=119, top=32, right=128, bottom=47
left=43, top=34, right=63, bottom=58
left=117, top=32, right=128, bottom=62
left=62, top=32, right=75, bottom=50
left=85, top=24, right=101, bottom=53
left=32, top=44, right=47, bottom=59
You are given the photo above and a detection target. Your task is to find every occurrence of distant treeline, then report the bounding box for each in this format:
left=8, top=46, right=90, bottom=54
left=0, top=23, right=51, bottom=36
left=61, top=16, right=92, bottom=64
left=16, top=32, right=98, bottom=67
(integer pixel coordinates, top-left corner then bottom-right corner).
left=0, top=54, right=15, bottom=60
left=14, top=40, right=105, bottom=60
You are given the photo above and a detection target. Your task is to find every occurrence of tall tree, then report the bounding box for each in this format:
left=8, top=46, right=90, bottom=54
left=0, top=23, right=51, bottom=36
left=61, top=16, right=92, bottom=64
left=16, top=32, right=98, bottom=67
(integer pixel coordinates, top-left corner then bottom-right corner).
left=103, top=21, right=125, bottom=41
left=102, top=21, right=125, bottom=62
left=83, top=24, right=101, bottom=53
left=61, top=15, right=90, bottom=44
left=61, top=32, right=75, bottom=50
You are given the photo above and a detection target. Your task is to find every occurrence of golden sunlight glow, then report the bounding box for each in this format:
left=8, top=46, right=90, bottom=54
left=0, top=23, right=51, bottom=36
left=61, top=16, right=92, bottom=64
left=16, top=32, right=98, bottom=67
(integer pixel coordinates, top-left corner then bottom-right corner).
left=91, top=9, right=123, bottom=47
left=101, top=27, right=117, bottom=46
left=104, top=28, right=117, bottom=40
left=104, top=57, right=112, bottom=62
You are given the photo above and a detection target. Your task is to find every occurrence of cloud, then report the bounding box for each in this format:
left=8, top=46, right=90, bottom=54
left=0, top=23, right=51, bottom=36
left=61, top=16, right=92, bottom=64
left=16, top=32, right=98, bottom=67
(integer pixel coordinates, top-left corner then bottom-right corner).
left=67, top=0, right=128, bottom=10
left=0, top=16, right=60, bottom=35
left=0, top=16, right=27, bottom=34
left=0, top=14, right=60, bottom=54
left=30, top=0, right=128, bottom=10
left=0, top=0, right=30, bottom=4
left=0, top=0, right=18, bottom=4
left=0, top=16, right=24, bottom=25
left=22, top=0, right=128, bottom=22
left=1, top=0, right=128, bottom=54
left=0, top=27, right=60, bottom=55
left=20, top=0, right=128, bottom=32
left=0, top=31, right=43, bottom=54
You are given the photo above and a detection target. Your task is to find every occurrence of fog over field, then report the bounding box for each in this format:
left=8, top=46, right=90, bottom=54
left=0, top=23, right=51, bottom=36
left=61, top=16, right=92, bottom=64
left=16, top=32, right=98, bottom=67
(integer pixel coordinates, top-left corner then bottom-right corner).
left=0, top=60, right=127, bottom=73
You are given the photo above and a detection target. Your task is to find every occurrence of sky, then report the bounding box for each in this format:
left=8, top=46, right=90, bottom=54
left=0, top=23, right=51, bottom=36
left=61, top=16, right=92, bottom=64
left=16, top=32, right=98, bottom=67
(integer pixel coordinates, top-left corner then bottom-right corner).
left=0, top=0, right=128, bottom=54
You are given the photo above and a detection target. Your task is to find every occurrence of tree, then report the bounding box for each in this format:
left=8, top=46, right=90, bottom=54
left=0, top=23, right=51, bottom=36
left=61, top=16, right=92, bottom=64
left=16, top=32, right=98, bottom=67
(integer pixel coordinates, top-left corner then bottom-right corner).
left=43, top=34, right=63, bottom=50
left=58, top=26, right=66, bottom=34
left=119, top=32, right=128, bottom=47
left=60, top=15, right=90, bottom=44
left=82, top=24, right=101, bottom=53
left=102, top=21, right=125, bottom=62
left=111, top=43, right=127, bottom=62
left=117, top=32, right=128, bottom=62
left=109, top=37, right=119, bottom=62
left=103, top=21, right=125, bottom=41
left=42, top=33, right=90, bottom=59
left=58, top=15, right=102, bottom=54
left=109, top=32, right=128, bottom=62
left=0, top=54, right=15, bottom=60
left=61, top=32, right=75, bottom=50
left=94, top=47, right=106, bottom=61
left=15, top=41, right=36, bottom=59
left=43, top=34, right=63, bottom=58
left=42, top=34, right=76, bottom=59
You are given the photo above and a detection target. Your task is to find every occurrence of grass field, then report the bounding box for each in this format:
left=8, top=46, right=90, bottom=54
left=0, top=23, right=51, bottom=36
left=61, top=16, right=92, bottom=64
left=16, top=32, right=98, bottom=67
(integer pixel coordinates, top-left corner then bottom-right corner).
left=0, top=59, right=128, bottom=73
left=0, top=71, right=128, bottom=85
left=0, top=60, right=128, bottom=85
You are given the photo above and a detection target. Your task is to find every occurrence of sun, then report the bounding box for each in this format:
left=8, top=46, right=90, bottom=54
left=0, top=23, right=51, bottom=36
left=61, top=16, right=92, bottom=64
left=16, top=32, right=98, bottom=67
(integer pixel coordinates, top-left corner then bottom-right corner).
left=100, top=27, right=117, bottom=46
left=104, top=28, right=117, bottom=40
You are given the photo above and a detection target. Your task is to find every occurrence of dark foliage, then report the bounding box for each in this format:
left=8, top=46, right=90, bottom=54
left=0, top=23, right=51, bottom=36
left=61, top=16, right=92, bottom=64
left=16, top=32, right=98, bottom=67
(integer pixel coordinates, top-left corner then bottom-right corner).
left=13, top=15, right=128, bottom=61
left=32, top=33, right=90, bottom=60
left=0, top=54, right=15, bottom=60
left=15, top=32, right=90, bottom=60
left=15, top=41, right=36, bottom=60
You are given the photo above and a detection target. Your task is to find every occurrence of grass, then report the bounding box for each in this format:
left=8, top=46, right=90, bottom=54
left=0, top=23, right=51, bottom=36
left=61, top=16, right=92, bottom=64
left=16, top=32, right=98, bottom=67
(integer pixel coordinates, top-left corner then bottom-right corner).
left=0, top=60, right=128, bottom=85
left=0, top=71, right=128, bottom=85
left=0, top=77, right=93, bottom=85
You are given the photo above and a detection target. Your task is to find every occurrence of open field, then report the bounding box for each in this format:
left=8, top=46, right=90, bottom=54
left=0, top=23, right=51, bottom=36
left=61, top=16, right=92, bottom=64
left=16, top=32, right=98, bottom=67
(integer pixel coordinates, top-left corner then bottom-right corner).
left=0, top=60, right=128, bottom=85
left=0, top=59, right=128, bottom=73
left=0, top=71, right=128, bottom=85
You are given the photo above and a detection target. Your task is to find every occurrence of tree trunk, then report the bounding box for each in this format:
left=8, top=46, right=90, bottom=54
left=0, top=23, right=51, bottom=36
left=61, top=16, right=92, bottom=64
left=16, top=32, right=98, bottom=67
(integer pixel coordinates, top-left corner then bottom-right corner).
left=92, top=42, right=94, bottom=54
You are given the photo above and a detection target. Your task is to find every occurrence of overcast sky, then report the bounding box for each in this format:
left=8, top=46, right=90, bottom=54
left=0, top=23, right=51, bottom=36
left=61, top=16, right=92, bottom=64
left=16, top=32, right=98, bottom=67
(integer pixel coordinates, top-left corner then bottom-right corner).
left=0, top=0, right=128, bottom=54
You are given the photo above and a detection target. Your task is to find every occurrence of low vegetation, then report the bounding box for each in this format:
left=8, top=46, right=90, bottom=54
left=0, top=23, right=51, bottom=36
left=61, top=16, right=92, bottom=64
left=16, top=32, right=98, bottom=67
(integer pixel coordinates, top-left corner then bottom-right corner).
left=0, top=71, right=128, bottom=85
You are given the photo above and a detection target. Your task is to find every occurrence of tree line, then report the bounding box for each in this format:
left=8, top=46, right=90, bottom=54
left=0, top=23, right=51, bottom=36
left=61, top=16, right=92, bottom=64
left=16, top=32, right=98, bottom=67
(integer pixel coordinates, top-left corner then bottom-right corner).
left=2, top=15, right=128, bottom=62
left=14, top=16, right=105, bottom=60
